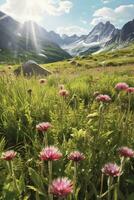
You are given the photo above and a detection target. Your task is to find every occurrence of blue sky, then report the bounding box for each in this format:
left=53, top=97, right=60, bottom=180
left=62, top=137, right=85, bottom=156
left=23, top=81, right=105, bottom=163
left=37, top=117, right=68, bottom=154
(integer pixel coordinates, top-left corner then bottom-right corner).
left=0, top=0, right=134, bottom=36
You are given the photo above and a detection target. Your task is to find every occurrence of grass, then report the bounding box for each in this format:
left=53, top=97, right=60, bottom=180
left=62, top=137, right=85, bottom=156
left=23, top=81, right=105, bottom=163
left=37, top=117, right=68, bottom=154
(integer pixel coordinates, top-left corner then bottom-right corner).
left=0, top=43, right=134, bottom=199
left=42, top=42, right=134, bottom=75
left=0, top=44, right=71, bottom=65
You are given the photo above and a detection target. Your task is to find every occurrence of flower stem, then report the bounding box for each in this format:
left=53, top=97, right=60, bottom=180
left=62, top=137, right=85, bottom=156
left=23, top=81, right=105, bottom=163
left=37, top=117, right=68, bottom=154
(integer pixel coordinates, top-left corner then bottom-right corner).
left=58, top=197, right=64, bottom=200
left=44, top=132, right=48, bottom=147
left=100, top=173, right=104, bottom=197
left=122, top=94, right=131, bottom=140
left=98, top=103, right=104, bottom=133
left=73, top=162, right=77, bottom=197
left=114, top=184, right=118, bottom=200
left=8, top=161, right=20, bottom=195
left=48, top=161, right=53, bottom=200
left=107, top=176, right=113, bottom=200
left=41, top=161, right=44, bottom=177
left=99, top=183, right=117, bottom=199
left=35, top=191, right=40, bottom=200
left=128, top=93, right=131, bottom=115
left=117, top=157, right=125, bottom=191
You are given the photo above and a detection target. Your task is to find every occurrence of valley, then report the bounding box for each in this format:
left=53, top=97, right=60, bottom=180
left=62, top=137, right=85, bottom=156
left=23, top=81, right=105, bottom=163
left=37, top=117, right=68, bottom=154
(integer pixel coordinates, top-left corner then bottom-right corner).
left=0, top=10, right=134, bottom=64
left=0, top=2, right=134, bottom=199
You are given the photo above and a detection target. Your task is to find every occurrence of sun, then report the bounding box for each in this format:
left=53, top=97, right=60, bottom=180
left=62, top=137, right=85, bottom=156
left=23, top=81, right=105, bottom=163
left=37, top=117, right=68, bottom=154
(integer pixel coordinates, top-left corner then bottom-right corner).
left=15, top=0, right=49, bottom=51
left=22, top=0, right=46, bottom=23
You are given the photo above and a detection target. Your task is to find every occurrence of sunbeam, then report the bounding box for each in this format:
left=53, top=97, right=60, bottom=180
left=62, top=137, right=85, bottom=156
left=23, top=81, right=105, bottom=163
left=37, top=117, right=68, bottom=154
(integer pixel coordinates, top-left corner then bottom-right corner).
left=30, top=21, right=40, bottom=51
left=14, top=0, right=44, bottom=54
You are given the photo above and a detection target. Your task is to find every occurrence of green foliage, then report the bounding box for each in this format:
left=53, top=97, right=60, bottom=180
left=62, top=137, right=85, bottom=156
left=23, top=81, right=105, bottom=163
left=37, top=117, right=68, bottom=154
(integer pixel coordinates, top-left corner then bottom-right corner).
left=0, top=61, right=134, bottom=199
left=0, top=45, right=71, bottom=65
left=43, top=42, right=134, bottom=73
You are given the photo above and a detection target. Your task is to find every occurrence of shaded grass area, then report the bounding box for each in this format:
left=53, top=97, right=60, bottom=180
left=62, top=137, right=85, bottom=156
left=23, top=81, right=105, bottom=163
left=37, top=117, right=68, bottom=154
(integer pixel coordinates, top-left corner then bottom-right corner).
left=0, top=44, right=71, bottom=65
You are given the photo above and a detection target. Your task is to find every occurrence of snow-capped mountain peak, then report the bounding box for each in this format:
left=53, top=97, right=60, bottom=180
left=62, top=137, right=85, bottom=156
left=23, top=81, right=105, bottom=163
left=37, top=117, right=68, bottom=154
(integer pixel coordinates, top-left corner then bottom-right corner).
left=61, top=21, right=117, bottom=55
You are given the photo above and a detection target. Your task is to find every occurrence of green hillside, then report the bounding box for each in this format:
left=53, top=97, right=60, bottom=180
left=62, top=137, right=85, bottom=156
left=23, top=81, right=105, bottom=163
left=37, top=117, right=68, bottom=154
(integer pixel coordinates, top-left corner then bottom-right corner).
left=0, top=46, right=71, bottom=65
left=0, top=42, right=134, bottom=200
left=44, top=43, right=134, bottom=73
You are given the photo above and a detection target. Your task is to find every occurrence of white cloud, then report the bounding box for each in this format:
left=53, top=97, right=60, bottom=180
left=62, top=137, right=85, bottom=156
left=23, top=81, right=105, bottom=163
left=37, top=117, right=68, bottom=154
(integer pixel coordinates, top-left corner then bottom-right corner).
left=47, top=1, right=73, bottom=16
left=91, top=4, right=134, bottom=27
left=56, top=26, right=89, bottom=36
left=0, top=0, right=73, bottom=23
left=80, top=20, right=87, bottom=25
left=101, top=0, right=112, bottom=4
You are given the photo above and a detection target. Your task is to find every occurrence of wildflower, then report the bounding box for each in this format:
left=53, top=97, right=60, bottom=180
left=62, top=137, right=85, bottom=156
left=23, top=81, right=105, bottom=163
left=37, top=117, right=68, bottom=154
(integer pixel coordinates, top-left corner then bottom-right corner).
left=50, top=177, right=73, bottom=197
left=93, top=91, right=100, bottom=97
left=68, top=151, right=85, bottom=162
left=8, top=66, right=12, bottom=69
left=118, top=147, right=134, bottom=158
left=102, top=163, right=120, bottom=177
left=39, top=79, right=47, bottom=84
left=96, top=94, right=111, bottom=103
left=27, top=89, right=32, bottom=95
left=1, top=150, right=17, bottom=161
left=59, top=84, right=65, bottom=90
left=39, top=146, right=62, bottom=161
left=59, top=89, right=69, bottom=97
left=115, top=82, right=129, bottom=91
left=36, top=122, right=51, bottom=132
left=126, top=87, right=134, bottom=93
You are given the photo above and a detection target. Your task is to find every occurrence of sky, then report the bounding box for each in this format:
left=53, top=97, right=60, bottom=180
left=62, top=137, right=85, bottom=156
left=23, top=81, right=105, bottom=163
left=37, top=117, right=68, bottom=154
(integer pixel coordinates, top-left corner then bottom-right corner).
left=0, top=0, right=134, bottom=36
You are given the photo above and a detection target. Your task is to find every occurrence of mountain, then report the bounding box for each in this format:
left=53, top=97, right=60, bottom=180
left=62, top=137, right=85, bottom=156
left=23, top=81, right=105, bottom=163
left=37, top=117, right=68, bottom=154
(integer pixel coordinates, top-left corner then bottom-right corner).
left=120, top=19, right=134, bottom=42
left=107, top=19, right=134, bottom=46
left=61, top=34, right=83, bottom=45
left=85, top=21, right=115, bottom=43
left=48, top=31, right=64, bottom=45
left=20, top=19, right=134, bottom=57
left=62, top=21, right=118, bottom=55
left=0, top=10, right=134, bottom=61
left=21, top=23, right=81, bottom=47
left=0, top=11, right=19, bottom=50
left=0, top=11, right=71, bottom=63
left=61, top=20, right=134, bottom=56
left=39, top=31, right=82, bottom=46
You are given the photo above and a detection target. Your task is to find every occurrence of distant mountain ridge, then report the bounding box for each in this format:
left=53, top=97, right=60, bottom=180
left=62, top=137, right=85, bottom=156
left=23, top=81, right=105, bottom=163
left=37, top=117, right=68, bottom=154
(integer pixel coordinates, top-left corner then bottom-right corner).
left=62, top=21, right=117, bottom=55
left=0, top=10, right=134, bottom=61
left=107, top=19, right=134, bottom=45
left=85, top=21, right=115, bottom=43
left=62, top=20, right=134, bottom=55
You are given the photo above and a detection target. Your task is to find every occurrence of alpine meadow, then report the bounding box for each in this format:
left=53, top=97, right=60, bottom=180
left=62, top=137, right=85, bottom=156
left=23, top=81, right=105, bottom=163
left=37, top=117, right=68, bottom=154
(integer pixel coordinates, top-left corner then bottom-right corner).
left=0, top=0, right=134, bottom=200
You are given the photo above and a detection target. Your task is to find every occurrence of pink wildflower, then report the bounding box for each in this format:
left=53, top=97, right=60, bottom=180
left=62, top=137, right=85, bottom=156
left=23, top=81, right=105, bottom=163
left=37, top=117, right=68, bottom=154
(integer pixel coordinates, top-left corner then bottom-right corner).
left=126, top=87, right=134, bottom=93
left=102, top=163, right=120, bottom=177
left=39, top=146, right=62, bottom=161
left=115, top=82, right=129, bottom=91
left=118, top=147, right=134, bottom=158
left=1, top=150, right=17, bottom=161
left=96, top=94, right=111, bottom=103
left=59, top=89, right=69, bottom=97
left=36, top=122, right=51, bottom=132
left=68, top=151, right=85, bottom=162
left=50, top=177, right=73, bottom=197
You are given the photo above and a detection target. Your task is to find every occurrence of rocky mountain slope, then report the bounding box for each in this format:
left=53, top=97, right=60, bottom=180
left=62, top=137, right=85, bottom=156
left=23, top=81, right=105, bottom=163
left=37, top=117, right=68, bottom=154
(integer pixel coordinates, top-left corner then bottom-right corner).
left=64, top=20, right=134, bottom=56
left=0, top=11, right=71, bottom=63
left=0, top=10, right=134, bottom=61
left=107, top=19, right=134, bottom=45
